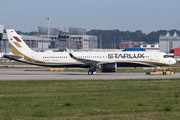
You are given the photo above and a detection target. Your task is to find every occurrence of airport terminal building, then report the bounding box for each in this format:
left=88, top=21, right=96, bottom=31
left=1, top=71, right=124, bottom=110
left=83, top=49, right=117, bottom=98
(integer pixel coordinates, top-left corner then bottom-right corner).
left=58, top=27, right=97, bottom=51
left=38, top=26, right=98, bottom=51
left=0, top=25, right=98, bottom=54
left=0, top=24, right=98, bottom=62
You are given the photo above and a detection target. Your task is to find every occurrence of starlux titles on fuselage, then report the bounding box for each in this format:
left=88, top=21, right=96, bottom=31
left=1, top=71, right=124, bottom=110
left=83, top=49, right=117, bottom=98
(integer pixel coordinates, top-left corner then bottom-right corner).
left=108, top=53, right=145, bottom=59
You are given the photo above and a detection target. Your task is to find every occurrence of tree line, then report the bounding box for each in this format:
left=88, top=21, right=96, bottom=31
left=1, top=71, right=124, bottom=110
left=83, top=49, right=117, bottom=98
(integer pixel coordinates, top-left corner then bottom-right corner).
left=4, top=29, right=180, bottom=49
left=87, top=29, right=180, bottom=48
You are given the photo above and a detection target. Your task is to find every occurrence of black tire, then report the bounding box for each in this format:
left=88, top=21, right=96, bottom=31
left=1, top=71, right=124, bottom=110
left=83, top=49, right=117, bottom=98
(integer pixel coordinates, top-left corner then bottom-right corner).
left=163, top=72, right=166, bottom=75
left=146, top=72, right=150, bottom=75
left=88, top=70, right=93, bottom=75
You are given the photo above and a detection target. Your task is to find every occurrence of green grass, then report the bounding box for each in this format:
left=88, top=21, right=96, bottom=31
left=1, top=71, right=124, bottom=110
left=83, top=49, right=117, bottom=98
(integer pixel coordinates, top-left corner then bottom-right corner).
left=1, top=79, right=180, bottom=119
left=169, top=62, right=180, bottom=67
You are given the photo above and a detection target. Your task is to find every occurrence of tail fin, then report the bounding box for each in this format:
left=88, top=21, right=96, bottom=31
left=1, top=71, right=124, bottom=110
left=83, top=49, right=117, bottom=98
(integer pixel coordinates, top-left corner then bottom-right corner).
left=6, top=29, right=33, bottom=56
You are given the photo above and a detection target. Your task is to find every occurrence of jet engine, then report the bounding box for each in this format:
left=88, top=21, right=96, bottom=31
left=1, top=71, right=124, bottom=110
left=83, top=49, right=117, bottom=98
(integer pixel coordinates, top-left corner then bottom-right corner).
left=100, top=63, right=117, bottom=72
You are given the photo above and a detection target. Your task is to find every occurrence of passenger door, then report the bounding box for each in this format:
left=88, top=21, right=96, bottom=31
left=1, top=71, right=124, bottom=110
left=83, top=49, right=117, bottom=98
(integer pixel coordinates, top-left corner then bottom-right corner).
left=154, top=52, right=159, bottom=61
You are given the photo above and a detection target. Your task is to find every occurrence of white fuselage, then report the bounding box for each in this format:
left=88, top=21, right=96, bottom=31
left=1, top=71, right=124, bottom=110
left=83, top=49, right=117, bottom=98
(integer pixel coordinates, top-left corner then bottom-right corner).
left=19, top=51, right=176, bottom=68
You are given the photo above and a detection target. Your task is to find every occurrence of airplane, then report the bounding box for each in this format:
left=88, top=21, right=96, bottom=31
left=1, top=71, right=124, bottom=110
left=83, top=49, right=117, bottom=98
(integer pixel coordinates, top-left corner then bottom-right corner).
left=4, top=29, right=176, bottom=75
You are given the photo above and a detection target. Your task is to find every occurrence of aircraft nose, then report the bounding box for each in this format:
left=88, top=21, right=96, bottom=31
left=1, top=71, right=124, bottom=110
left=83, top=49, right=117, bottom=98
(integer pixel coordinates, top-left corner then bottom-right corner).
left=169, top=58, right=176, bottom=65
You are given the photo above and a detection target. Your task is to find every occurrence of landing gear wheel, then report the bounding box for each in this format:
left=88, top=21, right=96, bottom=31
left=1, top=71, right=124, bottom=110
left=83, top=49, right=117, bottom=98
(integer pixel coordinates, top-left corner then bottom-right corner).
left=146, top=72, right=150, bottom=75
left=88, top=70, right=93, bottom=75
left=163, top=72, right=166, bottom=75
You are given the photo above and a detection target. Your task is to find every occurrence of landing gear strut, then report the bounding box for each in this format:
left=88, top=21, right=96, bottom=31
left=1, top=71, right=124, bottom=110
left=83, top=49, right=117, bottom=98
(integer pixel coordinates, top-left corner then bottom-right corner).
left=88, top=65, right=96, bottom=75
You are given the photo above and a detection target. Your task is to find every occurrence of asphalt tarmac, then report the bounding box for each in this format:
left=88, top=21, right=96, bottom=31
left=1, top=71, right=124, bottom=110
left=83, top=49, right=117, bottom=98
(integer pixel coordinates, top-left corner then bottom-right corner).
left=0, top=68, right=179, bottom=80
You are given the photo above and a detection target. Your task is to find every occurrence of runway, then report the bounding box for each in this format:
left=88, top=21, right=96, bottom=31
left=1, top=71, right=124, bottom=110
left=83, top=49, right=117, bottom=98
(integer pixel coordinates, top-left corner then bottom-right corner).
left=0, top=68, right=179, bottom=80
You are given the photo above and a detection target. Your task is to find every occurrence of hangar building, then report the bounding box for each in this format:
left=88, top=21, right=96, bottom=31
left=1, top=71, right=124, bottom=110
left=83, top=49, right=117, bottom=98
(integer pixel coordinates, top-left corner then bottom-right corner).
left=159, top=32, right=180, bottom=53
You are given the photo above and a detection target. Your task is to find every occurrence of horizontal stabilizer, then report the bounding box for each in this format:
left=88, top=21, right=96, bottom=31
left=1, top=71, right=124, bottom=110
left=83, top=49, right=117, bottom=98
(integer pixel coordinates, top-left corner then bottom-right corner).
left=3, top=54, right=23, bottom=59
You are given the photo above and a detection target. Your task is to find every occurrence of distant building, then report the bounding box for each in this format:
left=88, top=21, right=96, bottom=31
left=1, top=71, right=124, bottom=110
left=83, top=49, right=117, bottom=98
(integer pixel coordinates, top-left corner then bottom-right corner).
left=159, top=32, right=180, bottom=53
left=58, top=27, right=98, bottom=51
left=119, top=41, right=133, bottom=49
left=140, top=44, right=159, bottom=51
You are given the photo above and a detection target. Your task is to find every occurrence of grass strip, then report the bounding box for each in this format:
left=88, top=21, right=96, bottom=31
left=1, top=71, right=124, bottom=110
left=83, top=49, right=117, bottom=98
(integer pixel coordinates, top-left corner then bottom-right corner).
left=0, top=79, right=180, bottom=119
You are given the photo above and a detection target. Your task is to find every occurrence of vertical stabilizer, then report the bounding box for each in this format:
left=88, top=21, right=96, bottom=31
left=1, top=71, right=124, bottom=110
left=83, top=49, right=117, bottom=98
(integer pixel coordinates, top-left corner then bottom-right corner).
left=6, top=29, right=33, bottom=56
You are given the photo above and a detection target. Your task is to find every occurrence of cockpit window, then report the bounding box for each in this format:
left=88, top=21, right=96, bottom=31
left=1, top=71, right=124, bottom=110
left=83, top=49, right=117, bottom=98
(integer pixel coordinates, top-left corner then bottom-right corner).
left=163, top=55, right=168, bottom=58
left=163, top=55, right=174, bottom=58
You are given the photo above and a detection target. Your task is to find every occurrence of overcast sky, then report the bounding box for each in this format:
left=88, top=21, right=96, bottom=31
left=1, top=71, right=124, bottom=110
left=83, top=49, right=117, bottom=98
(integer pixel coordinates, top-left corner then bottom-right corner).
left=1, top=0, right=180, bottom=33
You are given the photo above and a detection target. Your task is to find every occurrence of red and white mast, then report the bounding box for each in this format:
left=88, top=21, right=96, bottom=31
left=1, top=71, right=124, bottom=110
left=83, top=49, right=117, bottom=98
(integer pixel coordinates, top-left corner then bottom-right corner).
left=46, top=17, right=51, bottom=39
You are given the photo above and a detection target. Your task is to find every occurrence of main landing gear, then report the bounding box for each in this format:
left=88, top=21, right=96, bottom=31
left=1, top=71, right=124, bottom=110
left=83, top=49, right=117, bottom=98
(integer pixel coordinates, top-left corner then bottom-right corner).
left=88, top=65, right=96, bottom=75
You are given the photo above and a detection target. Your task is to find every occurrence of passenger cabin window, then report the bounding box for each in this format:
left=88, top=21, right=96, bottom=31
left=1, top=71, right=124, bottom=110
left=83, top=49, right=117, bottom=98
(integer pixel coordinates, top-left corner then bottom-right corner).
left=151, top=45, right=155, bottom=47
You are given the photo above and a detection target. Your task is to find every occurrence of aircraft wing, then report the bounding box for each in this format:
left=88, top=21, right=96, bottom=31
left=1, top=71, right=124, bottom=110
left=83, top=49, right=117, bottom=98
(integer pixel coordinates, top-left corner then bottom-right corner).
left=3, top=54, right=23, bottom=60
left=69, top=52, right=101, bottom=66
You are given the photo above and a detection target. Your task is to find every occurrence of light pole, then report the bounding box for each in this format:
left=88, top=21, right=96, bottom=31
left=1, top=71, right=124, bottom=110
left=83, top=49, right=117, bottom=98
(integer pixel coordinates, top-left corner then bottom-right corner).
left=114, top=37, right=116, bottom=49
left=99, top=35, right=102, bottom=49
left=46, top=17, right=51, bottom=39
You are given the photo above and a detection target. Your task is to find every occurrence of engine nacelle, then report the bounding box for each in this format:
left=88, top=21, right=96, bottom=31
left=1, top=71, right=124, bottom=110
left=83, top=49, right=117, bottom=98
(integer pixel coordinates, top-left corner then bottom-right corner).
left=100, top=63, right=117, bottom=72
